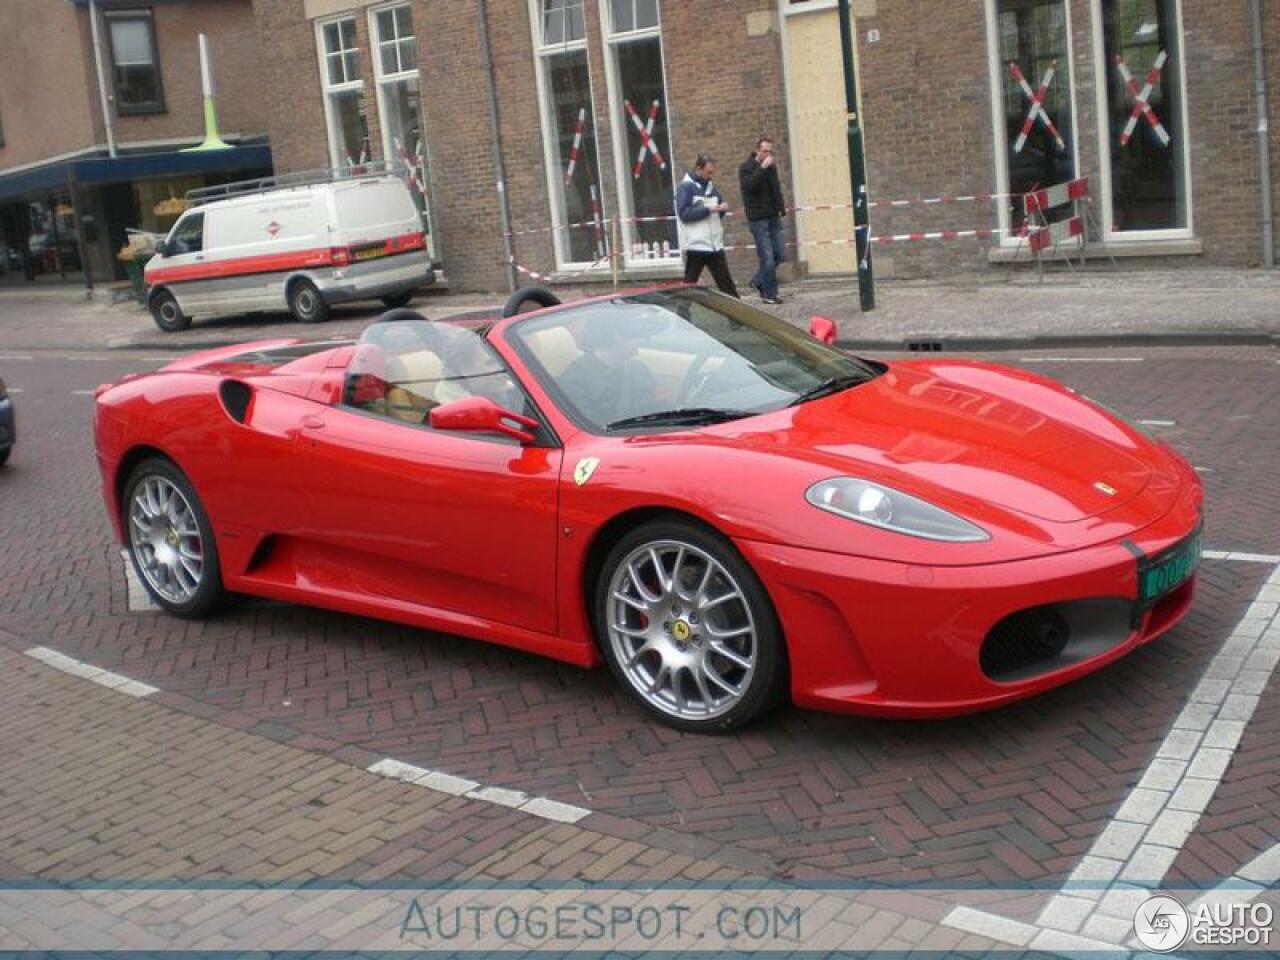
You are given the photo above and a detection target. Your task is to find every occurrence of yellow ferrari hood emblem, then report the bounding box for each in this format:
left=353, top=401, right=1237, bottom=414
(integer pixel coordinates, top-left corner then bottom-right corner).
left=574, top=457, right=601, bottom=486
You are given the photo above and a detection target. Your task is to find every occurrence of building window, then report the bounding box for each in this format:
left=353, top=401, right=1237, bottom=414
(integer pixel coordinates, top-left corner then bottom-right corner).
left=370, top=4, right=434, bottom=253
left=985, top=0, right=1077, bottom=236
left=106, top=9, right=164, bottom=115
left=317, top=16, right=369, bottom=170
left=602, top=0, right=677, bottom=264
left=531, top=0, right=607, bottom=267
left=1095, top=0, right=1190, bottom=234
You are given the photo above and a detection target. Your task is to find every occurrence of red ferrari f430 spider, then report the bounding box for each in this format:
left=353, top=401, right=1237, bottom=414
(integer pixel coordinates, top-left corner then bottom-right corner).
left=94, top=287, right=1203, bottom=731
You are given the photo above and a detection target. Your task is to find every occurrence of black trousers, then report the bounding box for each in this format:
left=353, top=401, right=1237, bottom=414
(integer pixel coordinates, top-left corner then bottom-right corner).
left=683, top=250, right=740, bottom=298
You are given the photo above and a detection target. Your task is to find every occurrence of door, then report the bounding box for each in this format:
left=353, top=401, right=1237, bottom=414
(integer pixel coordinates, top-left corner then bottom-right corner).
left=152, top=210, right=209, bottom=312
left=782, top=3, right=858, bottom=274
left=295, top=409, right=562, bottom=635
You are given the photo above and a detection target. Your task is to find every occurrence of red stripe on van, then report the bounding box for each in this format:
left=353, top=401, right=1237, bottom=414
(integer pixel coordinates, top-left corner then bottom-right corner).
left=147, top=231, right=427, bottom=286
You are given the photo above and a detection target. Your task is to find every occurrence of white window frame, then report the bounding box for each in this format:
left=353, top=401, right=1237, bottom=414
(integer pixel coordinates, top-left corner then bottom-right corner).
left=982, top=0, right=1083, bottom=247
left=1088, top=0, right=1194, bottom=242
left=598, top=0, right=679, bottom=270
left=315, top=14, right=366, bottom=170
left=528, top=0, right=609, bottom=271
left=368, top=2, right=435, bottom=254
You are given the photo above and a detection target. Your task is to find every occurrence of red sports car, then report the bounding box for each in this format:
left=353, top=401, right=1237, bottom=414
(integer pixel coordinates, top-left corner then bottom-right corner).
left=94, top=287, right=1203, bottom=732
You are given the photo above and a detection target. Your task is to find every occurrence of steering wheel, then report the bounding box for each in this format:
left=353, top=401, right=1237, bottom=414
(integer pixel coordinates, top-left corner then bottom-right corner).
left=502, top=286, right=561, bottom=318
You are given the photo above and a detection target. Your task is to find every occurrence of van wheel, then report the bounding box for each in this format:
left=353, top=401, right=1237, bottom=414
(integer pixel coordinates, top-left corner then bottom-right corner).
left=150, top=291, right=190, bottom=332
left=380, top=290, right=415, bottom=309
left=288, top=279, right=329, bottom=323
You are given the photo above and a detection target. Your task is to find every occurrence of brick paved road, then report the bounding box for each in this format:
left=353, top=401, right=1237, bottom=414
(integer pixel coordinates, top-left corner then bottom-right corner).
left=0, top=343, right=1275, bottom=893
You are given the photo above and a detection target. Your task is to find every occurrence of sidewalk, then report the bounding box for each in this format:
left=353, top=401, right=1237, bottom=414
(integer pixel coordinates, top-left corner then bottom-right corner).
left=0, top=639, right=999, bottom=954
left=0, top=267, right=1276, bottom=353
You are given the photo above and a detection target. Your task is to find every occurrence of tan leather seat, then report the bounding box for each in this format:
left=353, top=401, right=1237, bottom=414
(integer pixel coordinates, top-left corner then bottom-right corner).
left=384, top=348, right=447, bottom=423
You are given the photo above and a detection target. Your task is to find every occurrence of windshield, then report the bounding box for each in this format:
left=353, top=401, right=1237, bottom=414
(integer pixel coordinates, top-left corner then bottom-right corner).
left=507, top=288, right=881, bottom=433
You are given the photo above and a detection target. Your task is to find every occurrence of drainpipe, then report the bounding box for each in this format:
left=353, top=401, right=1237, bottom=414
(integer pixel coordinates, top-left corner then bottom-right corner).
left=476, top=0, right=517, bottom=293
left=1251, top=0, right=1274, bottom=267
left=88, top=0, right=117, bottom=159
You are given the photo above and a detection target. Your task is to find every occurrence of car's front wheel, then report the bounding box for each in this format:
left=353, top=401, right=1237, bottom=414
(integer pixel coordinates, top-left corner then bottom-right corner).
left=124, top=457, right=225, bottom=618
left=596, top=519, right=786, bottom=732
left=150, top=290, right=190, bottom=332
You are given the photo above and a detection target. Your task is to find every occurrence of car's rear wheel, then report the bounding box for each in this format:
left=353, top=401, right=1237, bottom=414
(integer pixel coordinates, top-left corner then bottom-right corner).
left=124, top=458, right=225, bottom=618
left=380, top=290, right=415, bottom=309
left=150, top=291, right=190, bottom=332
left=596, top=519, right=786, bottom=732
left=288, top=279, right=329, bottom=323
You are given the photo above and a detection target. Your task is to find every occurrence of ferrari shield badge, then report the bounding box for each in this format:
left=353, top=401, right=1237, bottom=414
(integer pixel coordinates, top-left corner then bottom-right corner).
left=574, top=457, right=601, bottom=487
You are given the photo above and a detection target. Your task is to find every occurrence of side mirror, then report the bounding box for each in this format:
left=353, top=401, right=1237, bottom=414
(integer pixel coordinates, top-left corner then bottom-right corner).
left=153, top=239, right=169, bottom=258
left=808, top=315, right=837, bottom=345
left=429, top=395, right=539, bottom=445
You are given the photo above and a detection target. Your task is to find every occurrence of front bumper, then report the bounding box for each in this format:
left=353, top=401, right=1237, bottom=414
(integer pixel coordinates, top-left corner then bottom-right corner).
left=318, top=250, right=436, bottom=304
left=738, top=485, right=1202, bottom=718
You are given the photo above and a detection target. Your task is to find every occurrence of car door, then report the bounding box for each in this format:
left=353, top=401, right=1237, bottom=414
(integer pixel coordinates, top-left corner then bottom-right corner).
left=153, top=211, right=209, bottom=314
left=291, top=323, right=562, bottom=636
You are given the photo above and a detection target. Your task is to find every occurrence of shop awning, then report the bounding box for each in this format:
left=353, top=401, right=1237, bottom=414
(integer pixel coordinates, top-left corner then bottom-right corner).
left=0, top=143, right=273, bottom=201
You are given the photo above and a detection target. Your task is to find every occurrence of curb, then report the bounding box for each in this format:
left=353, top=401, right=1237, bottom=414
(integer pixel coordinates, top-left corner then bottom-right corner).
left=836, top=330, right=1280, bottom=353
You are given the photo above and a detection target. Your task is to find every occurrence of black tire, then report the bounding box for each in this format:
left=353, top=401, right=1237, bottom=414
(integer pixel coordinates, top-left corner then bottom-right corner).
left=380, top=290, right=415, bottom=310
left=594, top=518, right=787, bottom=733
left=288, top=278, right=329, bottom=323
left=150, top=290, right=191, bottom=332
left=502, top=286, right=561, bottom=318
left=0, top=447, right=9, bottom=466
left=123, top=457, right=226, bottom=619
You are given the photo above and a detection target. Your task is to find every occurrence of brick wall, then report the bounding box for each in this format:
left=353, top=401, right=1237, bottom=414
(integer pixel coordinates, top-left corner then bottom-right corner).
left=852, top=0, right=1276, bottom=277
left=100, top=0, right=271, bottom=148
left=0, top=1, right=98, bottom=171
left=251, top=0, right=1276, bottom=292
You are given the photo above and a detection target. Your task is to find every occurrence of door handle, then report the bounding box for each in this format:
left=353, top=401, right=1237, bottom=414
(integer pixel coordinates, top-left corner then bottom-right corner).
left=194, top=254, right=205, bottom=261
left=301, top=414, right=325, bottom=429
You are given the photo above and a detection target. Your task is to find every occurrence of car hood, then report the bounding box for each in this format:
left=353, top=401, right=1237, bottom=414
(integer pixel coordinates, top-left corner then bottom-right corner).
left=705, top=359, right=1162, bottom=525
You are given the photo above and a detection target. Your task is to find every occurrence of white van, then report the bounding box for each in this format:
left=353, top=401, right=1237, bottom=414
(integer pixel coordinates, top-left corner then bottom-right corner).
left=144, top=172, right=435, bottom=332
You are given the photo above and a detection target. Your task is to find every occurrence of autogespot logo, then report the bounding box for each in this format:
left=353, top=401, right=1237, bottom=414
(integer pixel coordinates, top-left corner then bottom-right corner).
left=1134, top=895, right=1190, bottom=952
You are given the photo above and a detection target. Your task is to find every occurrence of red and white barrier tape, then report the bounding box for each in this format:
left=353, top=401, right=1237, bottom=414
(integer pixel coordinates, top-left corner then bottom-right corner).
left=565, top=108, right=586, bottom=184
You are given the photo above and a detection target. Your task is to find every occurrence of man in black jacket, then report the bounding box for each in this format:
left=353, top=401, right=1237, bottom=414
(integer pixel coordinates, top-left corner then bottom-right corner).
left=738, top=137, right=787, bottom=304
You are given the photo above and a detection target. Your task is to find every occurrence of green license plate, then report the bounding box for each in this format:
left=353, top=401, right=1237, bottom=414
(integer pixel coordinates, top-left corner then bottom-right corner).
left=1138, top=528, right=1202, bottom=604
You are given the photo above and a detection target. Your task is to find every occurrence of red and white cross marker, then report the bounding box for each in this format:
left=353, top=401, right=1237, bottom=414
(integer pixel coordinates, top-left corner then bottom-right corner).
left=1116, top=51, right=1171, bottom=147
left=624, top=98, right=666, bottom=178
left=1010, top=61, right=1066, bottom=154
left=565, top=108, right=586, bottom=185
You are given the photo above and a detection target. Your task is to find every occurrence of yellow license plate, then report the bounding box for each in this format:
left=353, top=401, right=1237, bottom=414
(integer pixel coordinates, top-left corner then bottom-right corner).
left=353, top=246, right=386, bottom=262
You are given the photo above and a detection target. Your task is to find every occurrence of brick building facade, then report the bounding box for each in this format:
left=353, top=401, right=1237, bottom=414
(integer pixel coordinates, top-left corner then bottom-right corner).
left=0, top=0, right=272, bottom=285
left=250, top=0, right=1278, bottom=294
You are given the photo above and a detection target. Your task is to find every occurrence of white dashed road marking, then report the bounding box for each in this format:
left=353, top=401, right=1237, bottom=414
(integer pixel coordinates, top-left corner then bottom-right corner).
left=367, top=757, right=592, bottom=824
left=25, top=647, right=159, bottom=698
left=944, top=556, right=1280, bottom=953
left=1137, top=419, right=1177, bottom=427
left=0, top=355, right=34, bottom=361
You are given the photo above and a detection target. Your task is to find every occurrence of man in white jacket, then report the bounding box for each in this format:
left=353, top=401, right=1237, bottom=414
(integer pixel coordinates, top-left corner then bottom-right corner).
left=675, top=154, right=739, bottom=297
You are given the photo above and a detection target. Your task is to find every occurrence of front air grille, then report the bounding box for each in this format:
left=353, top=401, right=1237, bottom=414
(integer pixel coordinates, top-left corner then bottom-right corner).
left=980, top=606, right=1071, bottom=679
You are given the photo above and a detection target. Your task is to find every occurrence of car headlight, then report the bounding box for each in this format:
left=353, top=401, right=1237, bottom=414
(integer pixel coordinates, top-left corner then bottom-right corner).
left=805, top=477, right=989, bottom=542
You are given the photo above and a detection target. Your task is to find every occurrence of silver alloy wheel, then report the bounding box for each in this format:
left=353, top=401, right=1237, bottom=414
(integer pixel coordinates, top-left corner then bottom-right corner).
left=159, top=300, right=179, bottom=323
left=128, top=475, right=205, bottom=604
left=606, top=539, right=757, bottom=721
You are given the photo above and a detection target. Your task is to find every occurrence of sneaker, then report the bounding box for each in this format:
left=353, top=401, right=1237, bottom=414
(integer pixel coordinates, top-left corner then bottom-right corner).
left=762, top=296, right=783, bottom=305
